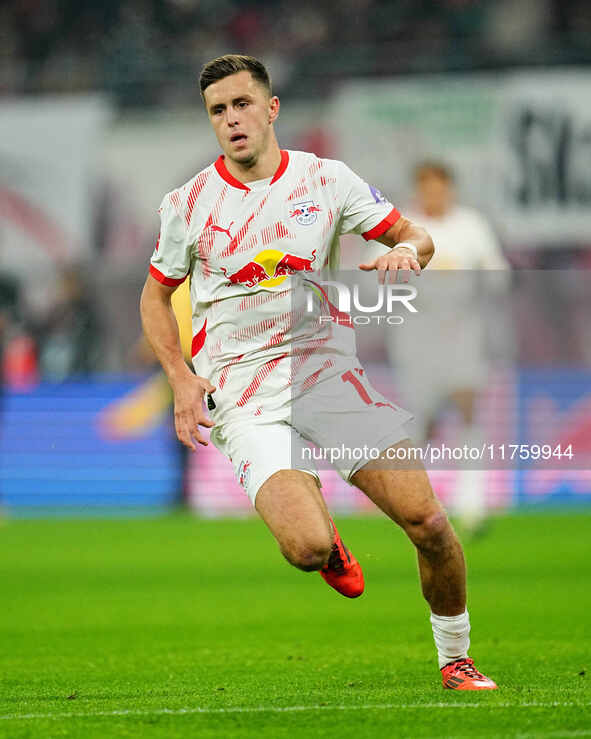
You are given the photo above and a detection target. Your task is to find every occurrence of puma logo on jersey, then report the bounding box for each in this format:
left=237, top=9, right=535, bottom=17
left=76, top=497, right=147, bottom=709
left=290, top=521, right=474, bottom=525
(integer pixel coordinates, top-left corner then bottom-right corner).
left=212, top=222, right=234, bottom=239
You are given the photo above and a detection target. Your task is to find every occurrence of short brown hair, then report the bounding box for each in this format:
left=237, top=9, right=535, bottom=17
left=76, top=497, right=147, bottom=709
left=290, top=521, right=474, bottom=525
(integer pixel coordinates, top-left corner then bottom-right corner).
left=199, top=54, right=272, bottom=97
left=414, top=160, right=454, bottom=184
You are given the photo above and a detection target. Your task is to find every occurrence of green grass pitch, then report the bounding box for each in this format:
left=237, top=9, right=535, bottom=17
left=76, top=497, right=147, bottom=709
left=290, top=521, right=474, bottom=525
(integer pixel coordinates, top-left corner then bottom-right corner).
left=0, top=511, right=589, bottom=738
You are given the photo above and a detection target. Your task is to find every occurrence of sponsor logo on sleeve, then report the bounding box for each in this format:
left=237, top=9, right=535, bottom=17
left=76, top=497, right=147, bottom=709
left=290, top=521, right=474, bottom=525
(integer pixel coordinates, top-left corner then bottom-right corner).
left=369, top=185, right=386, bottom=204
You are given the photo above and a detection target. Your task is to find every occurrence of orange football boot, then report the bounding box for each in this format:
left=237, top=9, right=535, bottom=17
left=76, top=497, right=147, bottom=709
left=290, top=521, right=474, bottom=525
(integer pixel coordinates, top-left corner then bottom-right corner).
left=441, top=658, right=498, bottom=690
left=320, top=521, right=364, bottom=598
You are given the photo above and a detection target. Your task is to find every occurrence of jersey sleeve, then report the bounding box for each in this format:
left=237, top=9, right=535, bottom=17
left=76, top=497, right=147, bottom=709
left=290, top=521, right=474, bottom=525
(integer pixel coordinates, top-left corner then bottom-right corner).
left=336, top=162, right=401, bottom=241
left=149, top=191, right=190, bottom=286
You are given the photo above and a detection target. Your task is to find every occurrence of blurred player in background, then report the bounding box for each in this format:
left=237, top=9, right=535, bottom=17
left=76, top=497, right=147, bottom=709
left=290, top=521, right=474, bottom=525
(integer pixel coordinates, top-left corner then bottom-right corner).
left=140, top=55, right=497, bottom=690
left=409, top=162, right=508, bottom=274
left=387, top=161, right=510, bottom=534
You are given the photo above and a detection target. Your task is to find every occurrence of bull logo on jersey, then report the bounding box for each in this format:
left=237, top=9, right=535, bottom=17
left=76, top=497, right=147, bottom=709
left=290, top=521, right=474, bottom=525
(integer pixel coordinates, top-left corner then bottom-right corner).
left=238, top=460, right=251, bottom=489
left=290, top=201, right=322, bottom=226
left=221, top=248, right=317, bottom=289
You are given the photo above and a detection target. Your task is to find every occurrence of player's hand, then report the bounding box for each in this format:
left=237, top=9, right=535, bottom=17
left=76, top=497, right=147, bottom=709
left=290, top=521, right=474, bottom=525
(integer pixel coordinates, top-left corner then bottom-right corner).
left=171, top=373, right=216, bottom=450
left=359, top=246, right=421, bottom=284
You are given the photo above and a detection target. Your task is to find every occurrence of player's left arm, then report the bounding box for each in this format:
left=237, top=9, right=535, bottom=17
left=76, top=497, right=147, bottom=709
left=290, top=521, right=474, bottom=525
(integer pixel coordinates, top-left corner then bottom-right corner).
left=359, top=216, right=434, bottom=283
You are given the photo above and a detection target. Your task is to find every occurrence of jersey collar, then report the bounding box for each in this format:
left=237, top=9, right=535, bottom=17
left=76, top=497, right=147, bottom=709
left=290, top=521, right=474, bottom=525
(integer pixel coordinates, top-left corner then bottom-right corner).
left=214, top=150, right=289, bottom=192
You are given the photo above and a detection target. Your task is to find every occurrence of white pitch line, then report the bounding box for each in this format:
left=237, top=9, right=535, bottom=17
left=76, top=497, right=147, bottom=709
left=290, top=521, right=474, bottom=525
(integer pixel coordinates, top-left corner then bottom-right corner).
left=517, top=733, right=591, bottom=739
left=0, top=701, right=589, bottom=722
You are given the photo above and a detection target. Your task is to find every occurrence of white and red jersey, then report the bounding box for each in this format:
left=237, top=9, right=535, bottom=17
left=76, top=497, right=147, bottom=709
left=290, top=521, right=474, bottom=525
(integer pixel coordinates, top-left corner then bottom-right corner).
left=149, top=149, right=399, bottom=421
left=405, top=205, right=508, bottom=271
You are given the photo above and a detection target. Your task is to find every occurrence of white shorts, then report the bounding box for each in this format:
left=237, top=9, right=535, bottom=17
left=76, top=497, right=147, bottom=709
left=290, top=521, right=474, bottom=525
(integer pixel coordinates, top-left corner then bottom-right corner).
left=210, top=362, right=413, bottom=504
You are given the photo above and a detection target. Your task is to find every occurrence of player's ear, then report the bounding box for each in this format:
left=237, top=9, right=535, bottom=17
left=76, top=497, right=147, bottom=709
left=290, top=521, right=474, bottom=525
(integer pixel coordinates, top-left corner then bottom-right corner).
left=269, top=96, right=280, bottom=124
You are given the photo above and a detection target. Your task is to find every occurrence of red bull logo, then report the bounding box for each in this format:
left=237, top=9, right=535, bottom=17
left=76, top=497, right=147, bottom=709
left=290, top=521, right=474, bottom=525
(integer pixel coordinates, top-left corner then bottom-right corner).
left=222, top=261, right=268, bottom=288
left=221, top=248, right=316, bottom=288
left=290, top=201, right=322, bottom=225
left=238, top=459, right=251, bottom=488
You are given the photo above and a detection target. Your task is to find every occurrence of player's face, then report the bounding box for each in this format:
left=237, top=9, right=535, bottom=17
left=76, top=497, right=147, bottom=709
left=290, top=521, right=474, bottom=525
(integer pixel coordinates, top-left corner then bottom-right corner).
left=416, top=173, right=454, bottom=217
left=204, top=71, right=279, bottom=167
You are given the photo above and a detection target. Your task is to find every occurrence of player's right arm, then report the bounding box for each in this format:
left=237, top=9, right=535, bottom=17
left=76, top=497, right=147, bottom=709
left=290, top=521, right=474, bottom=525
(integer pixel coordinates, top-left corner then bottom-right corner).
left=335, top=160, right=434, bottom=281
left=140, top=275, right=215, bottom=450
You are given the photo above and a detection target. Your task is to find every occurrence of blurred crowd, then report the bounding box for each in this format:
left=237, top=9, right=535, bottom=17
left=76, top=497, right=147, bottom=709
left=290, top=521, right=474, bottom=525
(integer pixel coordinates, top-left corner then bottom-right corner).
left=0, top=263, right=164, bottom=388
left=0, top=269, right=102, bottom=389
left=2, top=0, right=591, bottom=104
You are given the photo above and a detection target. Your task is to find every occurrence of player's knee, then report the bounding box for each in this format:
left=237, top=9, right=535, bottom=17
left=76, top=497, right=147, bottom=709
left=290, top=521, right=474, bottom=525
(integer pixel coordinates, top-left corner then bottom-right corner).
left=281, top=537, right=332, bottom=572
left=407, top=509, right=450, bottom=551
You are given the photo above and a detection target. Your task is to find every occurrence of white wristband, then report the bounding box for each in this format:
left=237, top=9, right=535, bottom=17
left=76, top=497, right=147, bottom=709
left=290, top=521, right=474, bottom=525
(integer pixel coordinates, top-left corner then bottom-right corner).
left=394, top=242, right=418, bottom=260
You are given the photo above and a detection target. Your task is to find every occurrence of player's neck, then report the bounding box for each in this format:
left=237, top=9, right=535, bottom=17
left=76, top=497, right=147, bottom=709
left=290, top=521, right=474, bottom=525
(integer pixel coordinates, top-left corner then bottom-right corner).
left=223, top=141, right=282, bottom=184
left=423, top=204, right=451, bottom=218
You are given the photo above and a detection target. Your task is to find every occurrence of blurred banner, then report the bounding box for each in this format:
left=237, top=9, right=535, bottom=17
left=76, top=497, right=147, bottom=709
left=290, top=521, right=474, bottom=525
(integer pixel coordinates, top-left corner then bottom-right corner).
left=498, top=71, right=591, bottom=245
left=332, top=70, right=591, bottom=248
left=185, top=365, right=591, bottom=515
left=2, top=367, right=590, bottom=515
left=0, top=95, right=112, bottom=313
left=0, top=377, right=181, bottom=513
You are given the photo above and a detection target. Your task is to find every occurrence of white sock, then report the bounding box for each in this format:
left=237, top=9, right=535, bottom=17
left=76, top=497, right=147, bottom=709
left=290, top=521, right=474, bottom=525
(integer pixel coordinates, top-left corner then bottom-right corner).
left=454, top=424, right=488, bottom=530
left=430, top=609, right=471, bottom=669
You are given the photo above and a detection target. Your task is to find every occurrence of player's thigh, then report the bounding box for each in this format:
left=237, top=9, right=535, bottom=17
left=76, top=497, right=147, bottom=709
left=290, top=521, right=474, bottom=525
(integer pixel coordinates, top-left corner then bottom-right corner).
left=255, top=469, right=333, bottom=559
left=211, top=417, right=318, bottom=505
left=211, top=418, right=331, bottom=555
left=351, top=439, right=442, bottom=529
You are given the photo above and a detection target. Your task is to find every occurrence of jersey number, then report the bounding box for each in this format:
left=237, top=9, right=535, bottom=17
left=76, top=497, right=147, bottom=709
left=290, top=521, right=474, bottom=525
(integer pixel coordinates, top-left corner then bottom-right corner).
left=341, top=369, right=399, bottom=412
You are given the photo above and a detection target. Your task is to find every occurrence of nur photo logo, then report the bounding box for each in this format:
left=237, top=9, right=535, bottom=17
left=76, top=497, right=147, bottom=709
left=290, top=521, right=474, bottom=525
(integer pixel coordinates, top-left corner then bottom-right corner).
left=305, top=280, right=418, bottom=326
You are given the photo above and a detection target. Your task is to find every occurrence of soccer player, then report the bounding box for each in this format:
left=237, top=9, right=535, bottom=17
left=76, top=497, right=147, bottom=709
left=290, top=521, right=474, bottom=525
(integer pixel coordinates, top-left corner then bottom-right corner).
left=140, top=55, right=497, bottom=690
left=386, top=161, right=511, bottom=534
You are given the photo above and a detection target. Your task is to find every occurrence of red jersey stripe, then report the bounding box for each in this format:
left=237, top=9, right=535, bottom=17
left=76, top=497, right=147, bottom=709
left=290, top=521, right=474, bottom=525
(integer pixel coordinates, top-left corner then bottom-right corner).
left=149, top=264, right=188, bottom=287
left=237, top=354, right=287, bottom=407
left=197, top=186, right=229, bottom=277
left=185, top=171, right=211, bottom=226
left=301, top=359, right=334, bottom=393
left=191, top=319, right=207, bottom=358
left=362, top=207, right=401, bottom=241
left=218, top=353, right=245, bottom=390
